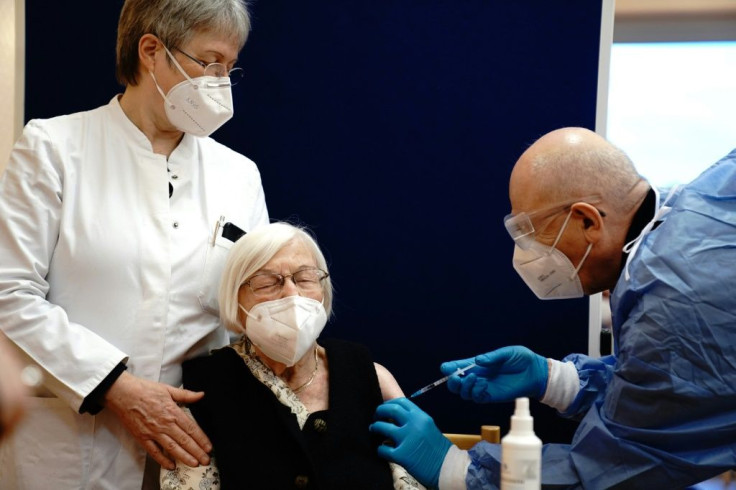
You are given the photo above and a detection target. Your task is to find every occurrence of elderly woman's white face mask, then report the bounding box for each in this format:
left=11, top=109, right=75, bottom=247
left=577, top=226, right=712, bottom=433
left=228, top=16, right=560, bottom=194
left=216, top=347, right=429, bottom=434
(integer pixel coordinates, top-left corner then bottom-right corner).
left=239, top=297, right=327, bottom=366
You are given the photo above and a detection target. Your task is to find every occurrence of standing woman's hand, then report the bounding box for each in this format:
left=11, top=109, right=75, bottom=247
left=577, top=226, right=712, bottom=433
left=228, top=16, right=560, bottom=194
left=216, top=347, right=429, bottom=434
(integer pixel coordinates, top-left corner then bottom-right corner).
left=0, top=336, right=28, bottom=440
left=103, top=372, right=212, bottom=470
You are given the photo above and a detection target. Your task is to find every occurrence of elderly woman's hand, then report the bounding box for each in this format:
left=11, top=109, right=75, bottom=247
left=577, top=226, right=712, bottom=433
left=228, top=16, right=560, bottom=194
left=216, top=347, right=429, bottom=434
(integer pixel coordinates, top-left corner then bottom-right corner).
left=103, top=372, right=213, bottom=470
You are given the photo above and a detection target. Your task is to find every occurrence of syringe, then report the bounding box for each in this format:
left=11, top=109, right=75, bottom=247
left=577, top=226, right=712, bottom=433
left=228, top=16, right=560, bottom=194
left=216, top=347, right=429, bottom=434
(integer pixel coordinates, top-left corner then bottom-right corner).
left=409, top=363, right=477, bottom=399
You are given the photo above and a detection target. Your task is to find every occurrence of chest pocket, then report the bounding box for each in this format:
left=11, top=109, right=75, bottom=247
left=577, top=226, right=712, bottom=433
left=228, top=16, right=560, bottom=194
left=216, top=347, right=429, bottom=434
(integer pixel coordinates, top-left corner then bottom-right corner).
left=198, top=234, right=234, bottom=315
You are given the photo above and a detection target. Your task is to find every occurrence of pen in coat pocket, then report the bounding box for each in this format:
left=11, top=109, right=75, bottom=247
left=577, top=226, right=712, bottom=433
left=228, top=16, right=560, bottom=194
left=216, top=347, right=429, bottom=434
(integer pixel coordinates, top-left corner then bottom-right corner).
left=211, top=215, right=225, bottom=246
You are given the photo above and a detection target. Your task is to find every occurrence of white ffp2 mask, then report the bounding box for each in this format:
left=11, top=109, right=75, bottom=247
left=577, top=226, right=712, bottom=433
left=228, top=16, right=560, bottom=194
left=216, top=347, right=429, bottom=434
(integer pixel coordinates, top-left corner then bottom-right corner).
left=512, top=210, right=592, bottom=300
left=239, top=296, right=327, bottom=366
left=150, top=46, right=234, bottom=137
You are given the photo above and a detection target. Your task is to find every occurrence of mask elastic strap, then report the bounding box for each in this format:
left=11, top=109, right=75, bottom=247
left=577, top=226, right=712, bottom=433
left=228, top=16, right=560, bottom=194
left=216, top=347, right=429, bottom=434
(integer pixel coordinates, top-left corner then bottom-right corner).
left=571, top=242, right=593, bottom=279
left=239, top=303, right=259, bottom=322
left=161, top=44, right=198, bottom=86
left=549, top=210, right=573, bottom=251
left=149, top=71, right=176, bottom=109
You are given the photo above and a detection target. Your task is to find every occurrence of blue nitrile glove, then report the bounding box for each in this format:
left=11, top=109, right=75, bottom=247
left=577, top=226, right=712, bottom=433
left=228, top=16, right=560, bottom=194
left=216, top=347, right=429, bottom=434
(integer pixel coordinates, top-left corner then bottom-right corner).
left=370, top=397, right=453, bottom=488
left=440, top=346, right=548, bottom=403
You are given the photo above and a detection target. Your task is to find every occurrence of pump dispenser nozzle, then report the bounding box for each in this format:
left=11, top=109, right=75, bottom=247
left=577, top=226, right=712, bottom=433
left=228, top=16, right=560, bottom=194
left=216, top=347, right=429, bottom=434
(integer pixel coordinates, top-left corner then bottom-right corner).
left=510, top=397, right=534, bottom=434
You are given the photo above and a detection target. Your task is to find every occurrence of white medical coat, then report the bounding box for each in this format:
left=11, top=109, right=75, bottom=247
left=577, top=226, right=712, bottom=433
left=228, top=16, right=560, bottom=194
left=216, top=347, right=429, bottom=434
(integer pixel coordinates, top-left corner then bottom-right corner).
left=0, top=96, right=269, bottom=489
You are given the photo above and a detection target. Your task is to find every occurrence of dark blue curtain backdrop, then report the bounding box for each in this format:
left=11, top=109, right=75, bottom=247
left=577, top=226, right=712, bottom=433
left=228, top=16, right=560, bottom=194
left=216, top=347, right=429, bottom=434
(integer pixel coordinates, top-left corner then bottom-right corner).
left=26, top=1, right=603, bottom=443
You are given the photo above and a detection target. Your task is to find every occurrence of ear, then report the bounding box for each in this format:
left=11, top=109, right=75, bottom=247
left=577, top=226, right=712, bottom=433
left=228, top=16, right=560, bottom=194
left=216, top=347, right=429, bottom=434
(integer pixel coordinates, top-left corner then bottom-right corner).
left=571, top=202, right=604, bottom=244
left=138, top=33, right=162, bottom=74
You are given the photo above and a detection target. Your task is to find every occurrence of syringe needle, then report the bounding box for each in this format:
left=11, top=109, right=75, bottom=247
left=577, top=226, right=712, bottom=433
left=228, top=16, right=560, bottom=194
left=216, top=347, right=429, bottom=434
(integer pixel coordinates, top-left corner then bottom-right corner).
left=409, top=363, right=477, bottom=399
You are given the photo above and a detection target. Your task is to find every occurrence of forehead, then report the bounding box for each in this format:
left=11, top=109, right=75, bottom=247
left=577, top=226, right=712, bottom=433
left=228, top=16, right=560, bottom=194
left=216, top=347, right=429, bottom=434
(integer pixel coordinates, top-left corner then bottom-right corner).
left=509, top=193, right=545, bottom=217
left=182, top=30, right=240, bottom=60
left=260, top=240, right=316, bottom=271
left=509, top=178, right=546, bottom=217
left=508, top=152, right=548, bottom=215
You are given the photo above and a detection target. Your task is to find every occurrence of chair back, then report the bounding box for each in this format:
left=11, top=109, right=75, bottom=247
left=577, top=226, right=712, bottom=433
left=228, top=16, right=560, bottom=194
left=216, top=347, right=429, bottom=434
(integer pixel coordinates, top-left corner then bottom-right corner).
left=444, top=425, right=501, bottom=450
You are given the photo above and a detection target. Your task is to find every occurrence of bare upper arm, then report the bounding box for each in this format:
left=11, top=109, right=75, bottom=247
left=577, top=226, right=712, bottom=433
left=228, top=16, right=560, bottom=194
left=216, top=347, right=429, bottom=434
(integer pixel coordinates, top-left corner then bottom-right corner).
left=374, top=362, right=404, bottom=400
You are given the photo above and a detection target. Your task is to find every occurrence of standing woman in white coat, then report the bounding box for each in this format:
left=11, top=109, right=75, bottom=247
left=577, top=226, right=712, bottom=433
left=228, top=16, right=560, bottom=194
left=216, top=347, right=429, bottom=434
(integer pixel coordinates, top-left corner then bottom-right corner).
left=0, top=0, right=268, bottom=488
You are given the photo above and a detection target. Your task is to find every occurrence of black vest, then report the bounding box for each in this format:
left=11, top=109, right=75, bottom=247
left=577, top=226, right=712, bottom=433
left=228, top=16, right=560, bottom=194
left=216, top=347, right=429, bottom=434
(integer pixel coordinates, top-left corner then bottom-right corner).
left=183, top=338, right=394, bottom=490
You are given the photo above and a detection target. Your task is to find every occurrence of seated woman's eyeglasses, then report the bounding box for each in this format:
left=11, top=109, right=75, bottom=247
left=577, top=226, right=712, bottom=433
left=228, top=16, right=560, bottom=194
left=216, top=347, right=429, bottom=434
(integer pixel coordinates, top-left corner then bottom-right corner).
left=174, top=47, right=244, bottom=86
left=244, top=268, right=329, bottom=298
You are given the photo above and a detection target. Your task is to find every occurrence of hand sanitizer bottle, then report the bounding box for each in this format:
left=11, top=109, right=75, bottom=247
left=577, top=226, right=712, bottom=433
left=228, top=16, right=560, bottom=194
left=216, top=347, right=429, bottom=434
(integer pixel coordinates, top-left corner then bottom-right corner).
left=501, top=397, right=542, bottom=489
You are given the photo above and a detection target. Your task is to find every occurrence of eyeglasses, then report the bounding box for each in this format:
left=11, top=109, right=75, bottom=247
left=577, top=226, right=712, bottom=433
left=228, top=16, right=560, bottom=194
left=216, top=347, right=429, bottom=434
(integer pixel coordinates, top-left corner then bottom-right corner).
left=243, top=268, right=329, bottom=298
left=173, top=47, right=244, bottom=86
left=504, top=195, right=603, bottom=250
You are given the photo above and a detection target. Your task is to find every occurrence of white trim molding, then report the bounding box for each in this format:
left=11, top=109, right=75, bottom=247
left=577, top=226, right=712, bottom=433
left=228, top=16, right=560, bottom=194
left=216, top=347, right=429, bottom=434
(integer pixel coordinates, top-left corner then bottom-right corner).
left=589, top=0, right=615, bottom=357
left=0, top=0, right=25, bottom=175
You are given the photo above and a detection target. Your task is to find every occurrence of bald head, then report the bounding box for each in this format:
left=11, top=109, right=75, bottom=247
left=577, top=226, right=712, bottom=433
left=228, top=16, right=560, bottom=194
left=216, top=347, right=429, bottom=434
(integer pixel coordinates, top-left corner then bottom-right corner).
left=508, top=128, right=650, bottom=294
left=510, top=127, right=643, bottom=215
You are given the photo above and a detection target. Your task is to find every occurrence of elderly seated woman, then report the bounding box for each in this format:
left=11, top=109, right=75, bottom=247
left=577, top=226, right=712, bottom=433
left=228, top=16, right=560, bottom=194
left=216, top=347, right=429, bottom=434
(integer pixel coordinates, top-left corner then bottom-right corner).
left=161, top=222, right=423, bottom=489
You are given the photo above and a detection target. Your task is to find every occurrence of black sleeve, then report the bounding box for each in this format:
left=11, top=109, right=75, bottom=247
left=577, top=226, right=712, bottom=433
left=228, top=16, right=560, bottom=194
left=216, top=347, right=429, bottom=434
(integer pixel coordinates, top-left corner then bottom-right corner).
left=78, top=362, right=127, bottom=415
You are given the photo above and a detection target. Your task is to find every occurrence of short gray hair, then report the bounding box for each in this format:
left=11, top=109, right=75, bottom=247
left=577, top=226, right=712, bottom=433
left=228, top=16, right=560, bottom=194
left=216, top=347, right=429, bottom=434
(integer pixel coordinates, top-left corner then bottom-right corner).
left=219, top=222, right=334, bottom=334
left=116, top=0, right=250, bottom=86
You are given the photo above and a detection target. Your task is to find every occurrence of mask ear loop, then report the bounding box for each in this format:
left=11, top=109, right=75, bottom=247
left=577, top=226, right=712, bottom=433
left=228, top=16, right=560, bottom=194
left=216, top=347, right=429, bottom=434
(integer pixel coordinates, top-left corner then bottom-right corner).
left=571, top=242, right=593, bottom=279
left=239, top=303, right=259, bottom=322
left=238, top=303, right=263, bottom=337
left=148, top=43, right=202, bottom=109
left=549, top=210, right=574, bottom=252
left=550, top=208, right=594, bottom=279
left=161, top=44, right=198, bottom=86
left=149, top=70, right=176, bottom=110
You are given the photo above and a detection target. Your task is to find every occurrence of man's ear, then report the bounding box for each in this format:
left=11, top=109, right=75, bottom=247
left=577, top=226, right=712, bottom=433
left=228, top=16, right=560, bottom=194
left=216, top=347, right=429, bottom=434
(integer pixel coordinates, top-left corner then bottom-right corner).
left=572, top=202, right=604, bottom=243
left=138, top=33, right=161, bottom=74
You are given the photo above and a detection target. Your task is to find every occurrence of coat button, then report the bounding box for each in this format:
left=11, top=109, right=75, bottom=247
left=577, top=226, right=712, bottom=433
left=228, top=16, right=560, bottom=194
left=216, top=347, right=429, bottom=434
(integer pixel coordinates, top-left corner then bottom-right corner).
left=171, top=174, right=179, bottom=180
left=294, top=475, right=309, bottom=488
left=313, top=418, right=327, bottom=433
left=172, top=222, right=179, bottom=229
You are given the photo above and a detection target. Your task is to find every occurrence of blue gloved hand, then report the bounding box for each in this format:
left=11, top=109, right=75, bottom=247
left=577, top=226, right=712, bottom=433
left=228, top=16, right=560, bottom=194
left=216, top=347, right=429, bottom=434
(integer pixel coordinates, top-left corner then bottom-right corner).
left=369, top=397, right=453, bottom=488
left=440, top=346, right=548, bottom=403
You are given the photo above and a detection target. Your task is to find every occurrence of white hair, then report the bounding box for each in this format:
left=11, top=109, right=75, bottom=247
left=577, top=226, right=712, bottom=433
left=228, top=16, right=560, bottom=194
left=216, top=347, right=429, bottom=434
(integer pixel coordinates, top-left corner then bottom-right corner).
left=219, top=222, right=333, bottom=333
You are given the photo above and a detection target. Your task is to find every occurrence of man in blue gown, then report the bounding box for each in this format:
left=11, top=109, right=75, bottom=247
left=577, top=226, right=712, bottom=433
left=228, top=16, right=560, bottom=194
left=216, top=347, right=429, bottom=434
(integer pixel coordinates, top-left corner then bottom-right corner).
left=370, top=127, right=736, bottom=489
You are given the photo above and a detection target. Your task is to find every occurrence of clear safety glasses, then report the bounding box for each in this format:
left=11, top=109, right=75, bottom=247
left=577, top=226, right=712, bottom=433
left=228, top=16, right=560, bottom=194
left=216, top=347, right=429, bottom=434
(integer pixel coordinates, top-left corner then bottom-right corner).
left=504, top=195, right=602, bottom=250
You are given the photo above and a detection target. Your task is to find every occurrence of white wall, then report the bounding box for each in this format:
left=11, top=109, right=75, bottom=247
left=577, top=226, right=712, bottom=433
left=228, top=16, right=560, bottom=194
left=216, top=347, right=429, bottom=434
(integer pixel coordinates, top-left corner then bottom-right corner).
left=607, top=42, right=736, bottom=188
left=0, top=0, right=24, bottom=174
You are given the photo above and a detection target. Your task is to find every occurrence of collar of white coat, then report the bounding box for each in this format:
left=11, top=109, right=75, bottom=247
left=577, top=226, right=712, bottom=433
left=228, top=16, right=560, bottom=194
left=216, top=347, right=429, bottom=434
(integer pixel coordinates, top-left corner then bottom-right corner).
left=109, top=95, right=196, bottom=156
left=622, top=185, right=682, bottom=281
